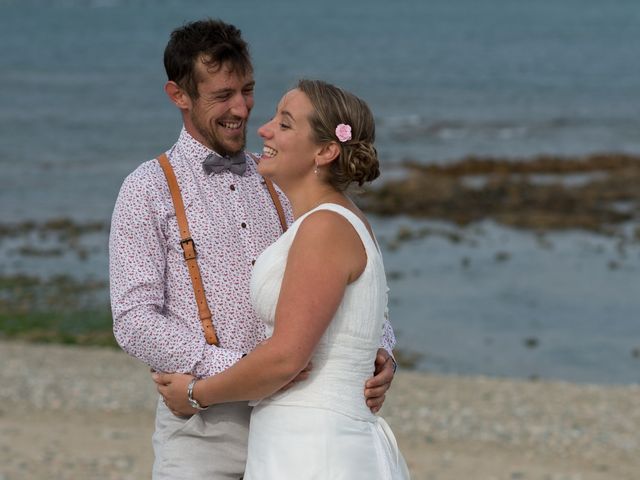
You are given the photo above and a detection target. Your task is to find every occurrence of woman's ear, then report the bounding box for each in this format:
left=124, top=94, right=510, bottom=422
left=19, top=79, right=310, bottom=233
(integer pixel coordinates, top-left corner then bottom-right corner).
left=315, top=141, right=341, bottom=167
left=165, top=81, right=192, bottom=110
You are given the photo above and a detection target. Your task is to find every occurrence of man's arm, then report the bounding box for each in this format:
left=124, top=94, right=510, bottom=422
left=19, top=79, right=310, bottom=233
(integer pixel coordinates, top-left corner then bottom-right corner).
left=364, top=289, right=397, bottom=412
left=109, top=166, right=244, bottom=376
left=380, top=304, right=397, bottom=356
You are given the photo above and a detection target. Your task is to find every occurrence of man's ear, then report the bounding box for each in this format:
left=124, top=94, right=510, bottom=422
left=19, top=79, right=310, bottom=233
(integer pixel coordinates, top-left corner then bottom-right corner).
left=315, top=141, right=341, bottom=167
left=165, top=81, right=192, bottom=110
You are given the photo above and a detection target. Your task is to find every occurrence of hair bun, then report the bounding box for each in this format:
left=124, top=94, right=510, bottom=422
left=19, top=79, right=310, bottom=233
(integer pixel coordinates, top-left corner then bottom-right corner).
left=297, top=79, right=379, bottom=191
left=344, top=142, right=380, bottom=187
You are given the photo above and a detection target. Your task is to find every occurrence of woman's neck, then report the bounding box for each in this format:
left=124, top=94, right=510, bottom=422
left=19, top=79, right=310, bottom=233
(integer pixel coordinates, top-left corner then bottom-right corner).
left=282, top=180, right=346, bottom=220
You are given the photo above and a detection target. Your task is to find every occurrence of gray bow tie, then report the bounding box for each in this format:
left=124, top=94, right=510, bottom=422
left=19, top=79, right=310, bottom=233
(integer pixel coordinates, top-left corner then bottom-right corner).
left=202, top=152, right=247, bottom=176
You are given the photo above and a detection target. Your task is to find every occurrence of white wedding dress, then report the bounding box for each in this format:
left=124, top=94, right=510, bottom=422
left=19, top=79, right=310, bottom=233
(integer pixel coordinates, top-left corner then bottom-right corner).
left=244, top=203, right=410, bottom=479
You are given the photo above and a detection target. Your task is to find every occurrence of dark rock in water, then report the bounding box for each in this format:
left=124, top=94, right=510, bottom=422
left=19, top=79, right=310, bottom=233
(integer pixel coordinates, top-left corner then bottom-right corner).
left=607, top=260, right=620, bottom=270
left=17, top=246, right=64, bottom=257
left=361, top=153, right=640, bottom=235
left=387, top=271, right=405, bottom=281
left=495, top=251, right=511, bottom=262
left=524, top=337, right=539, bottom=349
left=396, top=226, right=415, bottom=242
left=632, top=348, right=640, bottom=359
left=0, top=218, right=107, bottom=240
left=393, top=349, right=424, bottom=370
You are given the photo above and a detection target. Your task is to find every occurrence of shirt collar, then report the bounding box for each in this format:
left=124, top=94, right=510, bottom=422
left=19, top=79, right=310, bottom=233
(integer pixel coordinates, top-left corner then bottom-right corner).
left=171, top=126, right=258, bottom=177
left=175, top=127, right=219, bottom=163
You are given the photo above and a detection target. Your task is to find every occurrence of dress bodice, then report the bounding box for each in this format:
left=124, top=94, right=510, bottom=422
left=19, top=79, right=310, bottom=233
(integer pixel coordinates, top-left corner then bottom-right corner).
left=249, top=203, right=388, bottom=420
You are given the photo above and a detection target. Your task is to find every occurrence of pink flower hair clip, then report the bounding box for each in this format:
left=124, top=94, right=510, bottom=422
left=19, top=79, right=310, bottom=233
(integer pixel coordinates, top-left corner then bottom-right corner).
left=335, top=123, right=352, bottom=142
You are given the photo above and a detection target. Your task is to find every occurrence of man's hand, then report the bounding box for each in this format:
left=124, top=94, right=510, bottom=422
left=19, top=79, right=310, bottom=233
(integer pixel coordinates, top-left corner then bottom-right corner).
left=364, top=348, right=396, bottom=413
left=152, top=370, right=198, bottom=417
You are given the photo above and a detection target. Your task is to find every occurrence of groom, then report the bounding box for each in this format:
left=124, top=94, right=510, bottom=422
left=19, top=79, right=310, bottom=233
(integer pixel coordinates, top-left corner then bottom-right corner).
left=109, top=18, right=397, bottom=478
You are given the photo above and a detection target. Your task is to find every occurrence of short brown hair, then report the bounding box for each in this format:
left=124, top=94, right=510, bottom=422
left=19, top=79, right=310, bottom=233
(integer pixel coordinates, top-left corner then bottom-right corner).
left=164, top=19, right=252, bottom=99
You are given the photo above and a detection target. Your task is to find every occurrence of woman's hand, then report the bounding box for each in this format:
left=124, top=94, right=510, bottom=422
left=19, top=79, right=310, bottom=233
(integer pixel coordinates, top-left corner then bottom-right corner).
left=152, top=371, right=199, bottom=417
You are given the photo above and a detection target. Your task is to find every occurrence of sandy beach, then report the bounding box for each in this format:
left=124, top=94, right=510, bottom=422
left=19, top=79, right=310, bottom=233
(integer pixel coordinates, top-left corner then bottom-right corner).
left=1, top=340, right=638, bottom=480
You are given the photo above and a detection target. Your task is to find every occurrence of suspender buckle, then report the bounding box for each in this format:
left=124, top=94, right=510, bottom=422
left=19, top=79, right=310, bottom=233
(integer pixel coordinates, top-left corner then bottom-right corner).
left=180, top=237, right=197, bottom=261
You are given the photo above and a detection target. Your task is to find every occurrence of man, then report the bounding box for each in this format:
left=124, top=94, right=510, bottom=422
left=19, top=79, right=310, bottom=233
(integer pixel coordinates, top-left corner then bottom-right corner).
left=109, top=18, right=397, bottom=479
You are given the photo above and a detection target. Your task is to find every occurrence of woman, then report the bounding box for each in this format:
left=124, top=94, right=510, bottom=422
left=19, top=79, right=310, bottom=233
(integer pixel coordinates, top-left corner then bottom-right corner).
left=155, top=79, right=410, bottom=479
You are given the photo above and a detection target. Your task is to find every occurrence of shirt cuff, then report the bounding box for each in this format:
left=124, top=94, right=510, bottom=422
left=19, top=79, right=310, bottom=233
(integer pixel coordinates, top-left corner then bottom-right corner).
left=192, top=347, right=245, bottom=378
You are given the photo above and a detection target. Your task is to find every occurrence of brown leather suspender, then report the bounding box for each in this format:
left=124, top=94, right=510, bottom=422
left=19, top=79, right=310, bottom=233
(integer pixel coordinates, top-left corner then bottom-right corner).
left=156, top=153, right=287, bottom=346
left=157, top=153, right=218, bottom=345
left=247, top=152, right=288, bottom=233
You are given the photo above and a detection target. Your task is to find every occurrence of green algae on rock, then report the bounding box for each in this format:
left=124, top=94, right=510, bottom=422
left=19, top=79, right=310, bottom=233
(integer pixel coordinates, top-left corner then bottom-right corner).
left=361, top=153, right=640, bottom=234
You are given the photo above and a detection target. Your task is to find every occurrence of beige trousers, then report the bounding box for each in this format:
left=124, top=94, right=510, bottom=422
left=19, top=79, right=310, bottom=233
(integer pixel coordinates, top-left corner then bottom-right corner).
left=152, top=397, right=252, bottom=479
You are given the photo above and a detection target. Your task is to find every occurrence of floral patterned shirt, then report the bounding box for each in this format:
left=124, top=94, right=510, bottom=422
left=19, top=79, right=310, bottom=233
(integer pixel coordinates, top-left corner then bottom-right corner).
left=109, top=128, right=396, bottom=377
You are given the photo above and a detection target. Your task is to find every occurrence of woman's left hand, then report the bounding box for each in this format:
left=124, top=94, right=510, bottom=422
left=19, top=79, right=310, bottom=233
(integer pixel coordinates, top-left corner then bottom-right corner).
left=152, top=371, right=199, bottom=417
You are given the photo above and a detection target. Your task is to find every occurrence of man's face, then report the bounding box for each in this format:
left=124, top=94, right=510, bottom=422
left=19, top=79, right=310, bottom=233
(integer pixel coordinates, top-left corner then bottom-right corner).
left=187, top=58, right=255, bottom=155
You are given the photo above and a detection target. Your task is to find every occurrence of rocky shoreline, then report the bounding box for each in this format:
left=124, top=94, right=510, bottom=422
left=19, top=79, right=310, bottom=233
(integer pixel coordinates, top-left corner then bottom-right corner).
left=1, top=341, right=639, bottom=480
left=363, top=152, right=640, bottom=235
left=0, top=153, right=638, bottom=244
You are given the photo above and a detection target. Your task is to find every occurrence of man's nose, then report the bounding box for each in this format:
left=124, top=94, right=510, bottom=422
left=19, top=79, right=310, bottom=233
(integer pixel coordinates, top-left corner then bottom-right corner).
left=230, top=93, right=250, bottom=118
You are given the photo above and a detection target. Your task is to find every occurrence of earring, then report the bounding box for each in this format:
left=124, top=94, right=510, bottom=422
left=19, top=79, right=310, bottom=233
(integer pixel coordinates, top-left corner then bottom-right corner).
left=314, top=163, right=319, bottom=175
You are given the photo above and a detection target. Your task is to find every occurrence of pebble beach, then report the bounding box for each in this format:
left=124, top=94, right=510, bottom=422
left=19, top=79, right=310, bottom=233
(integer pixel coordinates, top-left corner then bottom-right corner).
left=1, top=340, right=639, bottom=480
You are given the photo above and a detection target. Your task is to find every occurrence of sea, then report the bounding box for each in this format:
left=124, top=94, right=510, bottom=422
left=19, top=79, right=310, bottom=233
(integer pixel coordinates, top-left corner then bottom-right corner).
left=1, top=0, right=639, bottom=384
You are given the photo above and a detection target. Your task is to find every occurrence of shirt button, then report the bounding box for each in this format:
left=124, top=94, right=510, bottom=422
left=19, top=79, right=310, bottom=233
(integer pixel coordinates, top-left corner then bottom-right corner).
left=241, top=222, right=247, bottom=228
left=230, top=184, right=236, bottom=191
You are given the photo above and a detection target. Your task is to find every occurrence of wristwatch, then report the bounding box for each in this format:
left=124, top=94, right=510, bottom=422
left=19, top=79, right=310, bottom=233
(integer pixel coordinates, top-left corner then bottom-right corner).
left=187, top=378, right=209, bottom=410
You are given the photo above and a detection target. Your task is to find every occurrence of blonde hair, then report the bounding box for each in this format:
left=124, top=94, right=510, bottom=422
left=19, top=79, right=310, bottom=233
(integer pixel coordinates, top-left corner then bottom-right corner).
left=297, top=79, right=380, bottom=191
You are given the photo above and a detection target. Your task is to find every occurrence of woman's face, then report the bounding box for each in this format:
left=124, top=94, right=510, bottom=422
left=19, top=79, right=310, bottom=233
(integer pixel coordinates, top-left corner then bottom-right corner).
left=257, top=89, right=319, bottom=183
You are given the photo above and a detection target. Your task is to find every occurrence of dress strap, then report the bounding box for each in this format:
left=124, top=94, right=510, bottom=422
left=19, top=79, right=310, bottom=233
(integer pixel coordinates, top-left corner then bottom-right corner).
left=304, top=203, right=380, bottom=255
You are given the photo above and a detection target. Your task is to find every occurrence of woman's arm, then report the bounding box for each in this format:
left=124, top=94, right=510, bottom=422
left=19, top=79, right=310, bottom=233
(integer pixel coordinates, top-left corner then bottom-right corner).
left=156, top=211, right=367, bottom=412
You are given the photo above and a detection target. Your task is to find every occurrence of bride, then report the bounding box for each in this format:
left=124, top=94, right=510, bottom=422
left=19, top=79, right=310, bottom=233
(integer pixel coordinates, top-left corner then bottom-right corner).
left=155, top=79, right=410, bottom=479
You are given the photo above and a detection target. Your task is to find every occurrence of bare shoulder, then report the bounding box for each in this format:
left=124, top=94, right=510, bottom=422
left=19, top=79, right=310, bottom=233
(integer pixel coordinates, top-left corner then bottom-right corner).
left=296, top=209, right=359, bottom=242
left=291, top=209, right=367, bottom=281
left=299, top=205, right=376, bottom=249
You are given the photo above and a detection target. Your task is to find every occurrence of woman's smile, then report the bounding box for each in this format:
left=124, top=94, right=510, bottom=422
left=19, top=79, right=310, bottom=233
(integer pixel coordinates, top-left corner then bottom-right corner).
left=262, top=145, right=278, bottom=158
